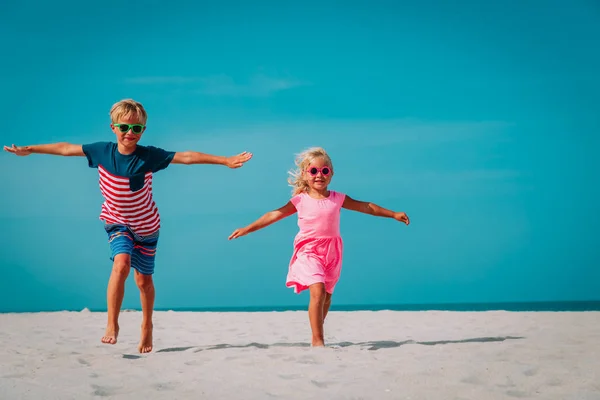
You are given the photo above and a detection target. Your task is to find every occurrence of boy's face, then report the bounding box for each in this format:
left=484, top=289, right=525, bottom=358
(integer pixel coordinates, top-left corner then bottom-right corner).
left=110, top=113, right=146, bottom=150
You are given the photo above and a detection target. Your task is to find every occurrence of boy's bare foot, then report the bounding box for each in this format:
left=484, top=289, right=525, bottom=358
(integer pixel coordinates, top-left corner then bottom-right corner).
left=138, top=323, right=153, bottom=353
left=101, top=324, right=119, bottom=345
left=311, top=340, right=325, bottom=347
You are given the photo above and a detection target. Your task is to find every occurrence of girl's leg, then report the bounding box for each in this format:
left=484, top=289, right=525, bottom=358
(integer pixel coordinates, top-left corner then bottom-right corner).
left=308, top=283, right=327, bottom=346
left=323, top=293, right=333, bottom=323
left=103, top=254, right=131, bottom=344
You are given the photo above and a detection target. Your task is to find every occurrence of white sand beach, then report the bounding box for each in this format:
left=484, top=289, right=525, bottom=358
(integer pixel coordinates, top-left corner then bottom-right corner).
left=0, top=310, right=599, bottom=400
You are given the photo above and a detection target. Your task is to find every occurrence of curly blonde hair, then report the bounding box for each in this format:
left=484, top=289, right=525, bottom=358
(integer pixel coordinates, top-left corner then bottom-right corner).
left=287, top=147, right=334, bottom=196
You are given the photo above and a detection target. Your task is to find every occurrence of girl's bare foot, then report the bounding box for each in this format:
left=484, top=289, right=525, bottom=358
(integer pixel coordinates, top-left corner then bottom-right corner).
left=101, top=324, right=119, bottom=345
left=138, top=323, right=153, bottom=353
left=311, top=339, right=325, bottom=347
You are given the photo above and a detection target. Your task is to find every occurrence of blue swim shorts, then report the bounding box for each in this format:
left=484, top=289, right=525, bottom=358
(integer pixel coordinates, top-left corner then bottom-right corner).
left=104, top=224, right=159, bottom=275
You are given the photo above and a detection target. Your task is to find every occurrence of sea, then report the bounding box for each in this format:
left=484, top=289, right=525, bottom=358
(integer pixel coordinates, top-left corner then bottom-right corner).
left=158, top=300, right=600, bottom=313
left=2, top=301, right=599, bottom=314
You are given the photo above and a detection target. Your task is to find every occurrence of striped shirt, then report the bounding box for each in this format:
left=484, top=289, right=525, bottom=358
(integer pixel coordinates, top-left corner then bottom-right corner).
left=82, top=142, right=175, bottom=237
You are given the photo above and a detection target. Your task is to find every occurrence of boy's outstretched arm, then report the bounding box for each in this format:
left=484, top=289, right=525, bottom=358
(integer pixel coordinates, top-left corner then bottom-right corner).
left=228, top=201, right=297, bottom=240
left=3, top=143, right=84, bottom=157
left=172, top=151, right=253, bottom=168
left=342, top=195, right=410, bottom=225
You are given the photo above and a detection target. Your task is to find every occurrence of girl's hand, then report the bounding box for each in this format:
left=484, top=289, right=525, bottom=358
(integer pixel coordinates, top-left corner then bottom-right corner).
left=228, top=227, right=250, bottom=240
left=3, top=144, right=32, bottom=156
left=394, top=212, right=410, bottom=225
left=225, top=152, right=253, bottom=169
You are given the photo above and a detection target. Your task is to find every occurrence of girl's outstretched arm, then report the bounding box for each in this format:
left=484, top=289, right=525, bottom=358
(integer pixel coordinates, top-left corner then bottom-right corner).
left=228, top=201, right=297, bottom=240
left=342, top=195, right=410, bottom=225
left=3, top=143, right=84, bottom=157
left=171, top=151, right=252, bottom=169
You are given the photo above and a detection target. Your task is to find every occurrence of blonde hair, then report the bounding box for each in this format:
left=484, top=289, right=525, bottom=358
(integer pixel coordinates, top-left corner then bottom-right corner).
left=109, top=99, right=148, bottom=124
left=287, top=147, right=334, bottom=196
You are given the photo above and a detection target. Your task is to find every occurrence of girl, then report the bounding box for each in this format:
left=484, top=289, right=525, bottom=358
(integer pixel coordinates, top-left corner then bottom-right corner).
left=228, top=147, right=409, bottom=347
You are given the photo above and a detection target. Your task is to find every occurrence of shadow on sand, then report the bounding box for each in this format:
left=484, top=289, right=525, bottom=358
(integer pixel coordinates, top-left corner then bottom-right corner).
left=127, top=335, right=524, bottom=357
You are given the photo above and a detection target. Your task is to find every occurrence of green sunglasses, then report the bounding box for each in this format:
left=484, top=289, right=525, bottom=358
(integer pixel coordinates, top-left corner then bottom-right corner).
left=114, top=123, right=145, bottom=134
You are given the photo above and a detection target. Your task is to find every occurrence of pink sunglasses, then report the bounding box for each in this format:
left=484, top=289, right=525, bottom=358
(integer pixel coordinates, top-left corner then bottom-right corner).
left=307, top=166, right=331, bottom=176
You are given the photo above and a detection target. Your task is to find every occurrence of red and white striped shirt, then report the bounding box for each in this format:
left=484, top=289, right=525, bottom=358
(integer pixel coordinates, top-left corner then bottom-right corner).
left=82, top=142, right=174, bottom=236
left=97, top=165, right=160, bottom=236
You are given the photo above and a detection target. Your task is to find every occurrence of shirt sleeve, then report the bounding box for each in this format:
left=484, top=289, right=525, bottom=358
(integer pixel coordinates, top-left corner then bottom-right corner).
left=145, top=146, right=176, bottom=173
left=334, top=191, right=346, bottom=206
left=81, top=142, right=111, bottom=168
left=290, top=194, right=303, bottom=210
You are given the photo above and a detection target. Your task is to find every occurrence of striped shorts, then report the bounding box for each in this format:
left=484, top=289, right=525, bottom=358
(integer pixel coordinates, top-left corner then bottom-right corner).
left=104, top=224, right=159, bottom=275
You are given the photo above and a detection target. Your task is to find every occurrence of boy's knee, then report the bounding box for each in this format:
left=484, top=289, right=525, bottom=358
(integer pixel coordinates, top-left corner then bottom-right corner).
left=112, top=255, right=131, bottom=277
left=135, top=273, right=154, bottom=292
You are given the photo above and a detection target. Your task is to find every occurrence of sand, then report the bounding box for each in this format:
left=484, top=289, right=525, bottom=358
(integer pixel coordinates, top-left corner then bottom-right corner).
left=0, top=310, right=599, bottom=400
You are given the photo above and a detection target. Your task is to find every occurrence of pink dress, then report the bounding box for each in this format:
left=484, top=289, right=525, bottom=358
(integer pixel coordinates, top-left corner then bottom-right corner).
left=286, top=190, right=346, bottom=294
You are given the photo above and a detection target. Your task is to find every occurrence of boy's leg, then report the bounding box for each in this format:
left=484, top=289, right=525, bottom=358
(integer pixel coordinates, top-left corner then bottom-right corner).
left=102, top=225, right=134, bottom=345
left=308, top=283, right=327, bottom=347
left=133, top=270, right=154, bottom=353
left=131, top=232, right=158, bottom=353
left=103, top=254, right=131, bottom=344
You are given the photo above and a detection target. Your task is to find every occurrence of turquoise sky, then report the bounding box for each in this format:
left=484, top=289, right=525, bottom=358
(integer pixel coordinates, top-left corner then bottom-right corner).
left=1, top=0, right=598, bottom=312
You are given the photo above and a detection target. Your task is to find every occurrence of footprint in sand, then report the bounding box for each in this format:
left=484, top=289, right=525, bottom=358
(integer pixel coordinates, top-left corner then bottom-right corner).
left=460, top=375, right=482, bottom=385
left=297, top=356, right=319, bottom=365
left=278, top=374, right=303, bottom=380
left=546, top=378, right=562, bottom=386
left=91, top=384, right=120, bottom=397
left=153, top=382, right=176, bottom=391
left=506, top=390, right=529, bottom=398
left=78, top=358, right=91, bottom=366
left=2, top=373, right=27, bottom=379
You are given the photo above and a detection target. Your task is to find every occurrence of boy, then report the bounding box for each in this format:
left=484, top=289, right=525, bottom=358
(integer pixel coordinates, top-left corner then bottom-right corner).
left=3, top=99, right=253, bottom=353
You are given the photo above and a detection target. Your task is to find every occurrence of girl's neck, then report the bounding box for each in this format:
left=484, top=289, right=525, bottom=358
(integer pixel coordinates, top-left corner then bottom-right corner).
left=306, top=188, right=330, bottom=199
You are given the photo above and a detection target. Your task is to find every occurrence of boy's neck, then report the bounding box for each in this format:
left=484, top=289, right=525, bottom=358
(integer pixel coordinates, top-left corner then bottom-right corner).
left=117, top=143, right=137, bottom=155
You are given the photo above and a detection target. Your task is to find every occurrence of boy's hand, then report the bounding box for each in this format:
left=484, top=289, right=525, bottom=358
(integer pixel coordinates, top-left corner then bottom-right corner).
left=394, top=212, right=410, bottom=225
left=3, top=144, right=32, bottom=156
left=228, top=227, right=249, bottom=240
left=225, top=151, right=253, bottom=169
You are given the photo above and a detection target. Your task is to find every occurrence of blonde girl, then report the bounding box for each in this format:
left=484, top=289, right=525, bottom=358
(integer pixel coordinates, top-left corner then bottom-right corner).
left=229, top=147, right=409, bottom=346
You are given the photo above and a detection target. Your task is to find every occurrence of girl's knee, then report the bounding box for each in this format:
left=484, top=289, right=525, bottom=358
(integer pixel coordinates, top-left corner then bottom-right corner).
left=309, top=283, right=326, bottom=303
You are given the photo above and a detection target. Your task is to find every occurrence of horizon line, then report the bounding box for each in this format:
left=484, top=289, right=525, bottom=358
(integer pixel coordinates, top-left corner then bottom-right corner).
left=3, top=299, right=600, bottom=314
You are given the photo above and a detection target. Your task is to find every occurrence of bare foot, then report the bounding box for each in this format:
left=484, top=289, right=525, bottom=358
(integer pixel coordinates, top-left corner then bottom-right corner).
left=101, top=324, right=119, bottom=345
left=138, top=323, right=153, bottom=353
left=311, top=340, right=325, bottom=347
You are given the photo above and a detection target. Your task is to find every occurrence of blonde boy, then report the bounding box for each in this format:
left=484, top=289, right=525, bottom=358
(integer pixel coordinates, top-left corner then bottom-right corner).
left=4, top=99, right=252, bottom=353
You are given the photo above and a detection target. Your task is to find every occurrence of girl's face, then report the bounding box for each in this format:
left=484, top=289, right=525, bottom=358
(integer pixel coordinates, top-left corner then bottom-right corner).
left=304, top=157, right=333, bottom=192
